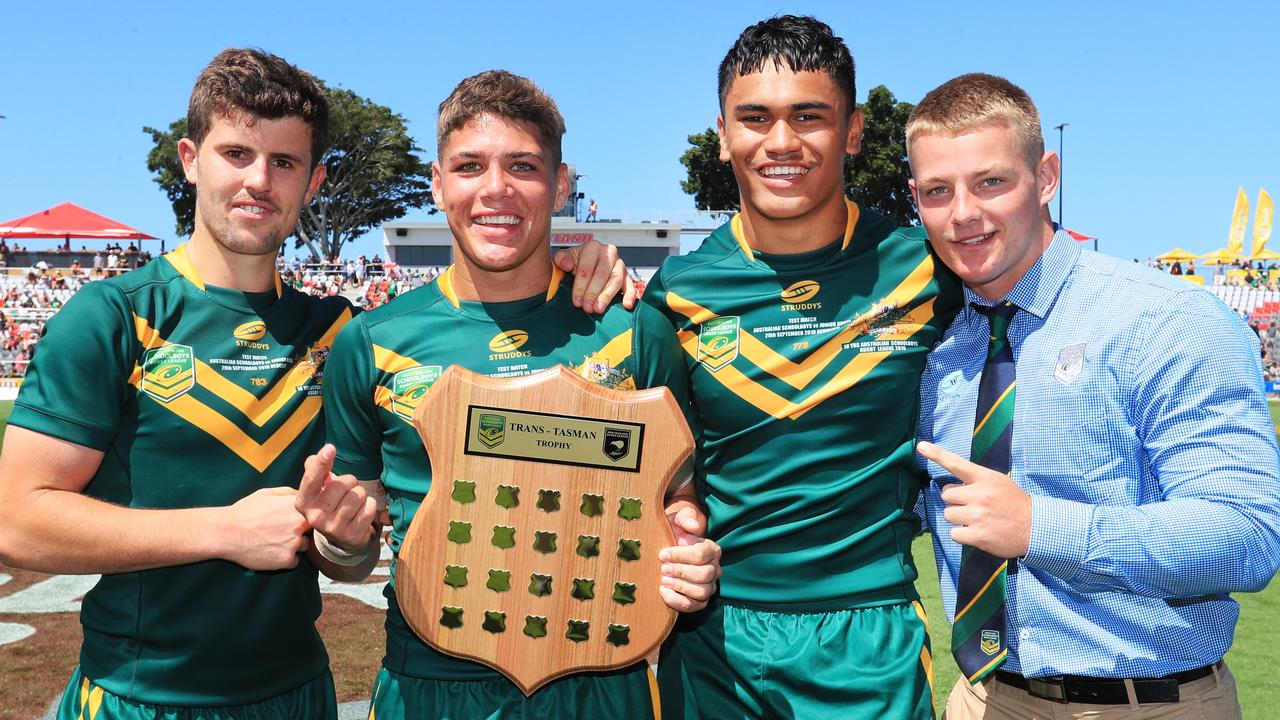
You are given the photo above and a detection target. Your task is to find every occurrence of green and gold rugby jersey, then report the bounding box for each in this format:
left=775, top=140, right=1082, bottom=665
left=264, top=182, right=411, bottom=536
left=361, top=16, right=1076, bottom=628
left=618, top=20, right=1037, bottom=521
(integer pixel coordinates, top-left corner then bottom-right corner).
left=8, top=243, right=354, bottom=706
left=644, top=200, right=962, bottom=610
left=324, top=265, right=688, bottom=680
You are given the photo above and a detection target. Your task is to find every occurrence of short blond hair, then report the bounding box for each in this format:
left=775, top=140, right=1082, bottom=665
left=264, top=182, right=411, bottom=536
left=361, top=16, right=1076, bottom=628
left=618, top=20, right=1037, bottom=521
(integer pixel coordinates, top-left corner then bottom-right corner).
left=906, top=73, right=1043, bottom=167
left=436, top=70, right=565, bottom=165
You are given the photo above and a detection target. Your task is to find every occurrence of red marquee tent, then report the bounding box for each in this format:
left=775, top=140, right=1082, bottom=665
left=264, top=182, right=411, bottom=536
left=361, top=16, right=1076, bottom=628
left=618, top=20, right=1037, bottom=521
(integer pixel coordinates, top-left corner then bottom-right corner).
left=0, top=202, right=157, bottom=242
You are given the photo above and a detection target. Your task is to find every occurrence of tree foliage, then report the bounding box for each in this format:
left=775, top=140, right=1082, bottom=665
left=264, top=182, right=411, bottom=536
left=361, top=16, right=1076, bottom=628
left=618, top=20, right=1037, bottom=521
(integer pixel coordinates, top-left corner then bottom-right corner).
left=144, top=85, right=434, bottom=260
left=679, top=128, right=739, bottom=213
left=144, top=119, right=196, bottom=238
left=678, top=84, right=918, bottom=226
left=845, top=85, right=917, bottom=226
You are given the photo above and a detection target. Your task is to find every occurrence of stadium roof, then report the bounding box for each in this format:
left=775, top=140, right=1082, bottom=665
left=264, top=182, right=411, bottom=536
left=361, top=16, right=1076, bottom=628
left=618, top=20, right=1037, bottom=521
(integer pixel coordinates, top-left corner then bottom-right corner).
left=0, top=202, right=158, bottom=240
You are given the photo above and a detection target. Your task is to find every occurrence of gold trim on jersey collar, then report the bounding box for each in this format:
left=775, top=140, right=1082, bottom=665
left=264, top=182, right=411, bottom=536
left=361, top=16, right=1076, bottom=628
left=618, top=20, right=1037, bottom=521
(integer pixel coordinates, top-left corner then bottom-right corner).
left=436, top=264, right=565, bottom=309
left=729, top=197, right=861, bottom=261
left=164, top=242, right=284, bottom=298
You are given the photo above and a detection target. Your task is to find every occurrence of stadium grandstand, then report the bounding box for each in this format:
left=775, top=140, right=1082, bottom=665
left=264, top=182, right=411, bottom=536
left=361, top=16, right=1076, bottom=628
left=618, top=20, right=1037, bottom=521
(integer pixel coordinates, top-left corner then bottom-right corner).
left=6, top=202, right=1278, bottom=394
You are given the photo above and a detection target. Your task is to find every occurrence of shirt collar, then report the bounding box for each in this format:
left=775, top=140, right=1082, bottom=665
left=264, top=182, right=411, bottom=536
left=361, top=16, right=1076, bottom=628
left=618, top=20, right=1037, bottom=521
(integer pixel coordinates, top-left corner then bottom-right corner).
left=729, top=197, right=860, bottom=262
left=164, top=242, right=284, bottom=298
left=436, top=264, right=565, bottom=309
left=962, top=228, right=1078, bottom=320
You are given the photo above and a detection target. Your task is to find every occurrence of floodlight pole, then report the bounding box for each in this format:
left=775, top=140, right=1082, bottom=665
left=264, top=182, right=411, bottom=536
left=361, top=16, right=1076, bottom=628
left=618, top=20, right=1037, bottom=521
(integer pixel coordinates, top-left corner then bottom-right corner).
left=1054, top=123, right=1068, bottom=228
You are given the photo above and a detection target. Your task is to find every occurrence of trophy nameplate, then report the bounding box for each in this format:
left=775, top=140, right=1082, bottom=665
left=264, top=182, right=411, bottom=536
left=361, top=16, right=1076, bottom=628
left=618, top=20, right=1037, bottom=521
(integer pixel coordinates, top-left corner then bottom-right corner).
left=397, top=365, right=693, bottom=695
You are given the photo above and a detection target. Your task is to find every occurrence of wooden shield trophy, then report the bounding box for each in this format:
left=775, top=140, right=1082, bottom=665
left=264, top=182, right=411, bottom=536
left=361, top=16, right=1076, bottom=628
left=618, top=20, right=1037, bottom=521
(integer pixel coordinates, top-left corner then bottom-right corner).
left=397, top=365, right=693, bottom=695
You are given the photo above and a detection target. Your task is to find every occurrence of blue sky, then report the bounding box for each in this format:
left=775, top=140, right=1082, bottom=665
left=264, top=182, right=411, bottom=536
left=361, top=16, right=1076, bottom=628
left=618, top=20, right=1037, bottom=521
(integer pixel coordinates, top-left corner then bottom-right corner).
left=2, top=2, right=1277, bottom=263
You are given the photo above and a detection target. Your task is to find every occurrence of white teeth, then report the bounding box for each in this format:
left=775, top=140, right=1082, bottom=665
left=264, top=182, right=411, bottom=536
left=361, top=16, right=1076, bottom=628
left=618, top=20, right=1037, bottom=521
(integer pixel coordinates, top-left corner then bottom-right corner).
left=475, top=215, right=521, bottom=225
left=760, top=166, right=808, bottom=177
left=239, top=206, right=265, bottom=215
left=960, top=233, right=993, bottom=245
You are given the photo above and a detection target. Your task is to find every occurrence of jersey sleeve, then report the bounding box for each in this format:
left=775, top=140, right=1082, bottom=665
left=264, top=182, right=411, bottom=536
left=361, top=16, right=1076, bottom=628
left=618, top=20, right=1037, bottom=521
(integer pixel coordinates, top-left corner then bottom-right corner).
left=8, top=281, right=136, bottom=450
left=638, top=264, right=679, bottom=326
left=323, top=316, right=385, bottom=481
left=631, top=301, right=698, bottom=496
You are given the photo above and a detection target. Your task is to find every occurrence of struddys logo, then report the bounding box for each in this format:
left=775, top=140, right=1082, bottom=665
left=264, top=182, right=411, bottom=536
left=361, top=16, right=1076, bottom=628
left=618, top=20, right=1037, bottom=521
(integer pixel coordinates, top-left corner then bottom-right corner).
left=391, top=365, right=441, bottom=421
left=233, top=320, right=270, bottom=350
left=488, top=330, right=532, bottom=361
left=780, top=280, right=822, bottom=312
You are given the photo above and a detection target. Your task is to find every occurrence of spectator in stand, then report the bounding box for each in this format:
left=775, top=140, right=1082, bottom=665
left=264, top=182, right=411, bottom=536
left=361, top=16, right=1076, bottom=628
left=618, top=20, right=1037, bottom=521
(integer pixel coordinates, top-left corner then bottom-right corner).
left=1170, top=260, right=1183, bottom=275
left=587, top=197, right=598, bottom=222
left=106, top=251, right=119, bottom=277
left=92, top=251, right=103, bottom=276
left=1188, top=260, right=1196, bottom=276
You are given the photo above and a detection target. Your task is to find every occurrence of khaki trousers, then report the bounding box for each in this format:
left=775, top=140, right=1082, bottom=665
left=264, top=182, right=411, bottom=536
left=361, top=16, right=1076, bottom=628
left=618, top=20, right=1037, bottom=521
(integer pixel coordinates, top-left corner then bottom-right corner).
left=943, top=663, right=1241, bottom=719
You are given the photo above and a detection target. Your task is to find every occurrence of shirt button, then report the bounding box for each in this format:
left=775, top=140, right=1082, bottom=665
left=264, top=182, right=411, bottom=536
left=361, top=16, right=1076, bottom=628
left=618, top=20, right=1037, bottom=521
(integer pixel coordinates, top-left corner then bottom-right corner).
left=1019, top=629, right=1032, bottom=641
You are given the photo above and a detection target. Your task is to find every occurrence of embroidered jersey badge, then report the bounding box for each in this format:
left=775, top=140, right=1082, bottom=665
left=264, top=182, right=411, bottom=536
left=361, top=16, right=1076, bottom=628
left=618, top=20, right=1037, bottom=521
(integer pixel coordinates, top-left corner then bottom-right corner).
left=141, top=344, right=196, bottom=403
left=698, top=316, right=740, bottom=372
left=1054, top=342, right=1087, bottom=384
left=392, top=365, right=442, bottom=420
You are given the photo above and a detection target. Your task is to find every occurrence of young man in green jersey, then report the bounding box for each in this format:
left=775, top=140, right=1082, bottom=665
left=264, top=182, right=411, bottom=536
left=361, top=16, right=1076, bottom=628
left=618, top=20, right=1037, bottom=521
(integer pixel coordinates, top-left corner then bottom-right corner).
left=647, top=16, right=963, bottom=719
left=315, top=69, right=722, bottom=719
left=0, top=48, right=383, bottom=718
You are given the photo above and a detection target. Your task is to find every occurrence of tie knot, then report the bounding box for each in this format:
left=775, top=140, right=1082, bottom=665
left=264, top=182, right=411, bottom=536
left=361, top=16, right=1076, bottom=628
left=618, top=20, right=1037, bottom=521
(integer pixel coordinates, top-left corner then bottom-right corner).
left=972, top=300, right=1019, bottom=342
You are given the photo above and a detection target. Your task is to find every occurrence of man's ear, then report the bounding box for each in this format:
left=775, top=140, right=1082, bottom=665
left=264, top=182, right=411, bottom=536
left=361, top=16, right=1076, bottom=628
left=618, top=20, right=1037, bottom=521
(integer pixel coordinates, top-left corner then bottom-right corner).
left=1037, top=151, right=1061, bottom=209
left=716, top=115, right=730, bottom=163
left=845, top=107, right=865, bottom=156
left=431, top=162, right=444, bottom=207
left=178, top=138, right=199, bottom=184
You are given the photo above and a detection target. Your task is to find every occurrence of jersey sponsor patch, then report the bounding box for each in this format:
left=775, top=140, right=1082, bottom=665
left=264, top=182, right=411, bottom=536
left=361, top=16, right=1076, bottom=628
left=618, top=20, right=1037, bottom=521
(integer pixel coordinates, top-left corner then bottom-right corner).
left=780, top=280, right=821, bottom=304
left=233, top=321, right=268, bottom=341
left=392, top=365, right=442, bottom=420
left=141, top=344, right=196, bottom=403
left=488, top=330, right=529, bottom=352
left=698, top=316, right=740, bottom=372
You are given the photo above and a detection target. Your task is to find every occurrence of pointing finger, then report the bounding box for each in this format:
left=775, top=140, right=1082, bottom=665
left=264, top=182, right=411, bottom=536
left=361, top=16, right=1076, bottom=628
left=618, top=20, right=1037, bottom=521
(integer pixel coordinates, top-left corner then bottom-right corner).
left=298, top=444, right=336, bottom=503
left=916, top=441, right=984, bottom=484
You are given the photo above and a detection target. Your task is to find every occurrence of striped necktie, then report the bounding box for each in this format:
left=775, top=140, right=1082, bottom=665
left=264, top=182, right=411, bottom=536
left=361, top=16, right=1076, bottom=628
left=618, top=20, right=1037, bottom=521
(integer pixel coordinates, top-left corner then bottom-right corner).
left=952, top=300, right=1019, bottom=684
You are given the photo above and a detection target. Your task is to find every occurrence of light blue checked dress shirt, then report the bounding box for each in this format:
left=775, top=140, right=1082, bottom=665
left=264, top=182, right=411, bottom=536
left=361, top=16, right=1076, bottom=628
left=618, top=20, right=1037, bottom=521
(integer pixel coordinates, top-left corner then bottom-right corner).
left=918, top=231, right=1280, bottom=678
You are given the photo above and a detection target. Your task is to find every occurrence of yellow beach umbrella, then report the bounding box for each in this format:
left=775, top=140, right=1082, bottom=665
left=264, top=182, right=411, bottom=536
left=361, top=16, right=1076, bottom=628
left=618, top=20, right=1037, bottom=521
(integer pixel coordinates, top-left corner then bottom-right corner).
left=1200, top=248, right=1244, bottom=266
left=1249, top=248, right=1280, bottom=262
left=1155, top=248, right=1199, bottom=262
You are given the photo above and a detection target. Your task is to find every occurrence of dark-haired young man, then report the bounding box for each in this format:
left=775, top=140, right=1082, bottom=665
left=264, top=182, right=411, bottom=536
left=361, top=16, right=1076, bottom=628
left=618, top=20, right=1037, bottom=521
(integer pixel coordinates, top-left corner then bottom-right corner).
left=0, top=48, right=377, bottom=718
left=320, top=69, right=721, bottom=719
left=910, top=72, right=1280, bottom=720
left=646, top=15, right=962, bottom=719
